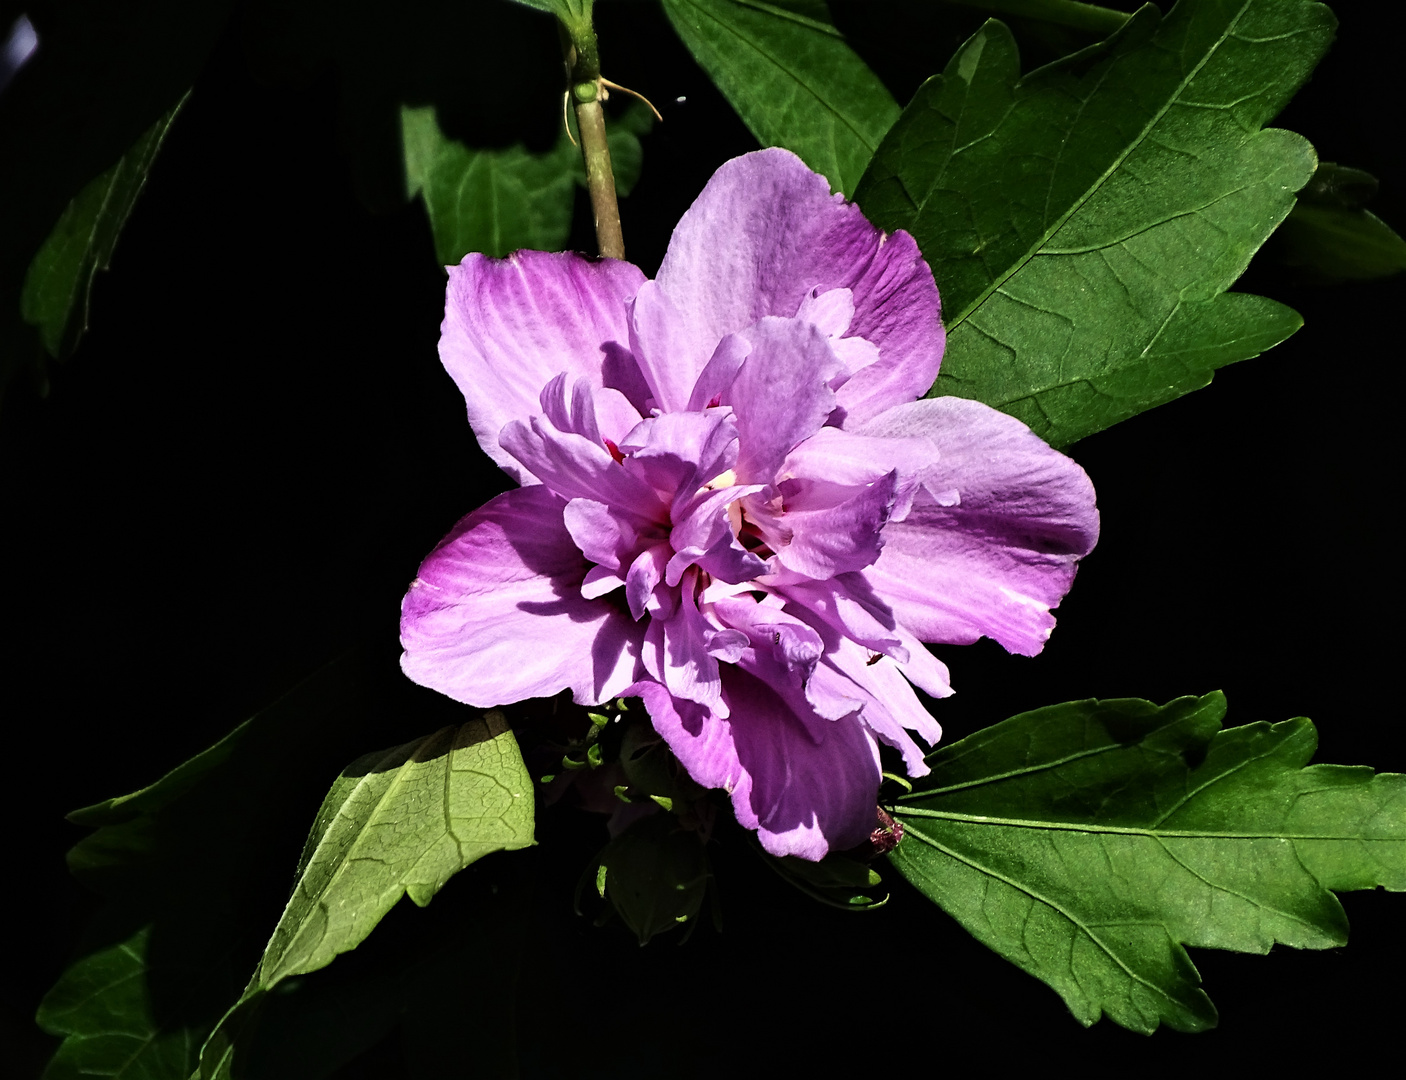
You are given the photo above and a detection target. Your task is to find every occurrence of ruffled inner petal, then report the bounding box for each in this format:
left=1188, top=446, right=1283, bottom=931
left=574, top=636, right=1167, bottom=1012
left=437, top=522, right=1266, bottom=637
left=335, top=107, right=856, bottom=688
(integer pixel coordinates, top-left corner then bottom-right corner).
left=721, top=665, right=882, bottom=860
left=500, top=413, right=662, bottom=515
left=720, top=316, right=844, bottom=485
left=618, top=409, right=740, bottom=507
left=668, top=484, right=768, bottom=587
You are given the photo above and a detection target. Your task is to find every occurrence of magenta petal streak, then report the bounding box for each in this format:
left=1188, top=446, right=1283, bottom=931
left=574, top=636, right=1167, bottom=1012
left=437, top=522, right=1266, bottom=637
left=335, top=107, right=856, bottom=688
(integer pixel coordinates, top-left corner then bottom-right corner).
left=403, top=149, right=1099, bottom=859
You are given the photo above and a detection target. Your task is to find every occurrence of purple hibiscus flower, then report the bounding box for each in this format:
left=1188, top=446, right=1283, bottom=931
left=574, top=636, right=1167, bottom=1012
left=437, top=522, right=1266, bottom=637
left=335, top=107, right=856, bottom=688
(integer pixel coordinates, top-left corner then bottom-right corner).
left=401, top=148, right=1099, bottom=861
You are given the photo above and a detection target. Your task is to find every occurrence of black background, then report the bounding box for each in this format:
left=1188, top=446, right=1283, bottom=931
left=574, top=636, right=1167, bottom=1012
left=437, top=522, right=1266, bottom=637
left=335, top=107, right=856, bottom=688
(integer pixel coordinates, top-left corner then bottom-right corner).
left=3, top=0, right=1402, bottom=1075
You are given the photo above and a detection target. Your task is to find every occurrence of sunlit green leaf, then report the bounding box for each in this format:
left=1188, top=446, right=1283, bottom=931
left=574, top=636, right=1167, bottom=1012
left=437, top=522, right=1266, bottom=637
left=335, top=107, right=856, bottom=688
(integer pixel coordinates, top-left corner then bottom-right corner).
left=889, top=693, right=1406, bottom=1033
left=20, top=94, right=186, bottom=359
left=195, top=713, right=533, bottom=1078
left=660, top=0, right=898, bottom=193
left=402, top=101, right=651, bottom=264
left=193, top=859, right=530, bottom=1080
left=259, top=712, right=533, bottom=986
left=855, top=0, right=1335, bottom=447
left=38, top=654, right=400, bottom=1080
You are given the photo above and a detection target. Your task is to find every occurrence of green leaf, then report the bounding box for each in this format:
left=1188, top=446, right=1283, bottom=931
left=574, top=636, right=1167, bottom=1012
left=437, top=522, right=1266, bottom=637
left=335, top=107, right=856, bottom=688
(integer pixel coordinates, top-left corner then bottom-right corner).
left=889, top=693, right=1406, bottom=1034
left=660, top=0, right=899, bottom=194
left=402, top=101, right=651, bottom=264
left=194, top=859, right=531, bottom=1080
left=38, top=652, right=406, bottom=1080
left=195, top=712, right=533, bottom=1078
left=503, top=0, right=594, bottom=23
left=403, top=105, right=578, bottom=262
left=854, top=0, right=1335, bottom=447
left=37, top=926, right=202, bottom=1080
left=587, top=812, right=711, bottom=945
left=758, top=845, right=890, bottom=911
left=1278, top=205, right=1406, bottom=281
left=1276, top=163, right=1406, bottom=282
left=20, top=94, right=187, bottom=360
left=259, top=712, right=533, bottom=986
left=938, top=0, right=1131, bottom=36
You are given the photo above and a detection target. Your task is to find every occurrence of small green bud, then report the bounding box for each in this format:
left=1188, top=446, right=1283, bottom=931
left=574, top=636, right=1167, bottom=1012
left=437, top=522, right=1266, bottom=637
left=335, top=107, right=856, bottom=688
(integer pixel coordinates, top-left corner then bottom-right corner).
left=586, top=741, right=604, bottom=768
left=587, top=711, right=610, bottom=728
left=649, top=794, right=674, bottom=812
left=613, top=784, right=632, bottom=802
left=539, top=774, right=556, bottom=784
left=596, top=864, right=608, bottom=899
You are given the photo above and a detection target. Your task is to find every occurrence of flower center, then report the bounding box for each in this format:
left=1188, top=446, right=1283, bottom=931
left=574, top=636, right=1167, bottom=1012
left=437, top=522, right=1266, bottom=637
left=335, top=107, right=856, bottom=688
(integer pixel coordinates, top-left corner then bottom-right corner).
left=702, top=468, right=737, bottom=491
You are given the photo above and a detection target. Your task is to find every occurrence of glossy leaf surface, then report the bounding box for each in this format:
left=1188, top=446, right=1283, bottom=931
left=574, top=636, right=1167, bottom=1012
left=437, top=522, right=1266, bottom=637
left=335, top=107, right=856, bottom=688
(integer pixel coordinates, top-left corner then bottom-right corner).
left=855, top=0, right=1335, bottom=446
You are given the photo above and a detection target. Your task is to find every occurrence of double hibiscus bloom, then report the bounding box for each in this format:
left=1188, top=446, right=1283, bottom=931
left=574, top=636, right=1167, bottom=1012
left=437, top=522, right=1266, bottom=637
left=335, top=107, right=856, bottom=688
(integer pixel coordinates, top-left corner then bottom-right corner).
left=401, top=149, right=1099, bottom=861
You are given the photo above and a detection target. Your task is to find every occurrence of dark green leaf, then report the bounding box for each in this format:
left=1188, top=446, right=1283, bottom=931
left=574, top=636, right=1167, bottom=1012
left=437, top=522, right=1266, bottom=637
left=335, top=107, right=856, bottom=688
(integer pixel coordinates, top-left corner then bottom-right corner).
left=889, top=693, right=1405, bottom=1033
left=758, top=845, right=889, bottom=911
left=938, top=0, right=1130, bottom=36
left=20, top=95, right=187, bottom=360
left=403, top=102, right=651, bottom=264
left=504, top=0, right=594, bottom=24
left=1276, top=164, right=1406, bottom=282
left=195, top=713, right=533, bottom=1078
left=660, top=0, right=898, bottom=193
left=587, top=812, right=711, bottom=944
left=403, top=105, right=578, bottom=262
left=37, top=926, right=201, bottom=1080
left=855, top=0, right=1335, bottom=447
left=1278, top=205, right=1406, bottom=281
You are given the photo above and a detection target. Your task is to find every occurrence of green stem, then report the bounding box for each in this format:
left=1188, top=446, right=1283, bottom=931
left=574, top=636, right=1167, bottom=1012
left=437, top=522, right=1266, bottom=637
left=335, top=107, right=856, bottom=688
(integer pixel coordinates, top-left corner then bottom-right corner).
left=941, top=0, right=1131, bottom=36
left=561, top=20, right=624, bottom=260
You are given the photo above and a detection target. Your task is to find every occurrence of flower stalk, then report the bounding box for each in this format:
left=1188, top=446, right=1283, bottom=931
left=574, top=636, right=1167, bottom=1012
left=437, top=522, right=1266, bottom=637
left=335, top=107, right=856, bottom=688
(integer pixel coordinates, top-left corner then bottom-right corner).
left=560, top=17, right=625, bottom=260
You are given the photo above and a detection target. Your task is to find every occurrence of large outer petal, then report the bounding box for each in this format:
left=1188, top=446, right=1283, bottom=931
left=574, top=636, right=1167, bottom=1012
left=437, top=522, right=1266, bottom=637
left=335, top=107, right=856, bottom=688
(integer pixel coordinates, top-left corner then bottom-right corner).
left=440, top=252, right=646, bottom=483
left=857, top=398, right=1099, bottom=656
left=654, top=148, right=943, bottom=427
left=632, top=671, right=881, bottom=861
left=401, top=486, right=642, bottom=706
